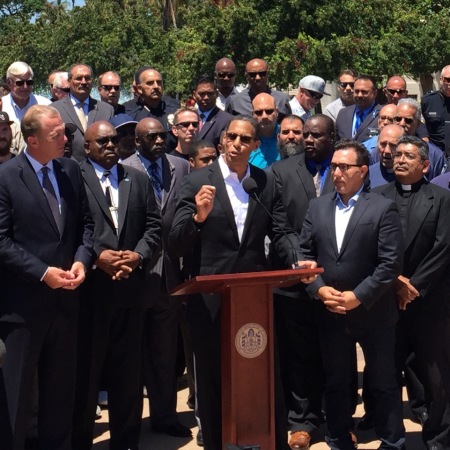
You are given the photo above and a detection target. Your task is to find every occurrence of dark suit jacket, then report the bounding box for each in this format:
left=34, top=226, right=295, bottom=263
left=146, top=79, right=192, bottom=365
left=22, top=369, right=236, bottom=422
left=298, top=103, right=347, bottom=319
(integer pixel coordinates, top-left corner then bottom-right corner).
left=271, top=153, right=334, bottom=295
left=52, top=96, right=114, bottom=162
left=197, top=106, right=232, bottom=149
left=121, top=152, right=190, bottom=294
left=300, top=190, right=404, bottom=332
left=170, top=160, right=298, bottom=279
left=0, top=153, right=94, bottom=321
left=375, top=180, right=450, bottom=313
left=335, top=104, right=381, bottom=142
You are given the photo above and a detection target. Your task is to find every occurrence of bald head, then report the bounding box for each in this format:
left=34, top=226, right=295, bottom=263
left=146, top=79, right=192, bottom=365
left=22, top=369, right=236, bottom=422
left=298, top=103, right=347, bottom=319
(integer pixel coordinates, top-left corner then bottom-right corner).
left=378, top=103, right=397, bottom=129
left=252, top=93, right=278, bottom=137
left=135, top=118, right=166, bottom=161
left=378, top=124, right=405, bottom=169
left=84, top=121, right=119, bottom=169
left=246, top=59, right=269, bottom=94
left=384, top=76, right=408, bottom=104
left=215, top=58, right=235, bottom=73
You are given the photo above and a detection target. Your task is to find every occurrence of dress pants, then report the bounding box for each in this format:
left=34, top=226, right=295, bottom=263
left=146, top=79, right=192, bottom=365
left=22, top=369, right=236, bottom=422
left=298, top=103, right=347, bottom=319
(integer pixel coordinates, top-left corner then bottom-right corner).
left=319, top=323, right=405, bottom=450
left=274, top=292, right=323, bottom=435
left=73, top=275, right=145, bottom=450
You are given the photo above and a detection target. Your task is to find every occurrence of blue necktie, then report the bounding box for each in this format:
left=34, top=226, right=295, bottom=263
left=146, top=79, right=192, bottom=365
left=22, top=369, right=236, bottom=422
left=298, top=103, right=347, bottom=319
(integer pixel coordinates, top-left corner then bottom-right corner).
left=41, top=166, right=63, bottom=235
left=149, top=162, right=162, bottom=199
left=353, top=110, right=364, bottom=136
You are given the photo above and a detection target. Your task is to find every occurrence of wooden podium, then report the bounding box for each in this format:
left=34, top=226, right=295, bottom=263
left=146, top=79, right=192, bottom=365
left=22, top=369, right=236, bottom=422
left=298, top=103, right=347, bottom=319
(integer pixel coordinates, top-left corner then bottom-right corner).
left=170, top=267, right=322, bottom=450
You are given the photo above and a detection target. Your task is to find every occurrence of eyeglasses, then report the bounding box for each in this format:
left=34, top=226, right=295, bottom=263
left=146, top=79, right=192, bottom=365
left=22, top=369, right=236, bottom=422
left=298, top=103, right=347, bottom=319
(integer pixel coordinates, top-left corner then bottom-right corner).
left=379, top=115, right=395, bottom=123
left=253, top=108, right=275, bottom=116
left=176, top=121, right=199, bottom=129
left=216, top=72, right=235, bottom=79
left=88, top=136, right=119, bottom=146
left=330, top=163, right=362, bottom=172
left=385, top=88, right=407, bottom=96
left=338, top=81, right=354, bottom=89
left=144, top=131, right=167, bottom=140
left=56, top=87, right=70, bottom=93
left=225, top=132, right=254, bottom=145
left=304, top=89, right=323, bottom=100
left=100, top=85, right=121, bottom=91
left=394, top=116, right=415, bottom=125
left=442, top=77, right=450, bottom=84
left=246, top=71, right=268, bottom=78
left=14, top=79, right=34, bottom=87
left=196, top=91, right=216, bottom=98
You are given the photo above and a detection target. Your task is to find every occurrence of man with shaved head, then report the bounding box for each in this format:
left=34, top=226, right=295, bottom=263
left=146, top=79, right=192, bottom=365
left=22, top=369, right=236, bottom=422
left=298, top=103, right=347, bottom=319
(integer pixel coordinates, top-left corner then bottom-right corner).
left=227, top=58, right=290, bottom=116
left=97, top=71, right=125, bottom=115
left=384, top=76, right=408, bottom=105
left=250, top=92, right=280, bottom=167
left=215, top=57, right=239, bottom=111
left=122, top=117, right=191, bottom=437
left=73, top=121, right=161, bottom=449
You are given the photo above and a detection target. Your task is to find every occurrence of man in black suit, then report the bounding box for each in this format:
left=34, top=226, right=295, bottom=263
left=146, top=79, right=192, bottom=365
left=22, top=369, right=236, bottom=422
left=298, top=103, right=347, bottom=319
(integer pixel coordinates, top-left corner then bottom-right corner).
left=193, top=74, right=232, bottom=150
left=169, top=115, right=316, bottom=450
left=72, top=121, right=161, bottom=449
left=122, top=117, right=192, bottom=437
left=271, top=114, right=335, bottom=450
left=375, top=136, right=450, bottom=450
left=0, top=105, right=94, bottom=449
left=335, top=76, right=381, bottom=143
left=300, top=140, right=405, bottom=450
left=53, top=64, right=114, bottom=162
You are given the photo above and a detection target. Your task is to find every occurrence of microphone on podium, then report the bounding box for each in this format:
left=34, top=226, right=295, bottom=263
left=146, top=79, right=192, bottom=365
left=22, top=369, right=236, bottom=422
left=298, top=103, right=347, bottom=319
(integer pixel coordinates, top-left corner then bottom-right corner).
left=242, top=177, right=303, bottom=269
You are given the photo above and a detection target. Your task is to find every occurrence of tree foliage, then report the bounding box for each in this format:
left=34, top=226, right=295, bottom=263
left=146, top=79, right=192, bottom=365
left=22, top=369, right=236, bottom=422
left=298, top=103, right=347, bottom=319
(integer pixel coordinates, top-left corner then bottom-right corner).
left=0, top=0, right=449, bottom=96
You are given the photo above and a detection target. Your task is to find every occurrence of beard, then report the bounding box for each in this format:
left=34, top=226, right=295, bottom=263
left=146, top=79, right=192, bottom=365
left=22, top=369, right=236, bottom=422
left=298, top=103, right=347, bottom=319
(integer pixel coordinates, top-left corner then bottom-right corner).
left=278, top=141, right=304, bottom=159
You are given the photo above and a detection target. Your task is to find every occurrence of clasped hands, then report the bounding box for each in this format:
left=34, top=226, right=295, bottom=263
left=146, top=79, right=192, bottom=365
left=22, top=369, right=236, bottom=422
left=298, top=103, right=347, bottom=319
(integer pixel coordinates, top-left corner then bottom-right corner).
left=395, top=275, right=419, bottom=310
left=43, top=261, right=86, bottom=290
left=96, top=249, right=141, bottom=281
left=316, top=286, right=361, bottom=314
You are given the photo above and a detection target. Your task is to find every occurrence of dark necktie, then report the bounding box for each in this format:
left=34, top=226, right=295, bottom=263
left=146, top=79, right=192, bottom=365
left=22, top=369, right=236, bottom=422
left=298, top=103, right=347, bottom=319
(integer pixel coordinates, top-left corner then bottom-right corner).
left=103, top=170, right=113, bottom=207
left=103, top=170, right=119, bottom=233
left=353, top=110, right=364, bottom=136
left=41, top=166, right=63, bottom=235
left=199, top=113, right=205, bottom=131
left=148, top=162, right=162, bottom=199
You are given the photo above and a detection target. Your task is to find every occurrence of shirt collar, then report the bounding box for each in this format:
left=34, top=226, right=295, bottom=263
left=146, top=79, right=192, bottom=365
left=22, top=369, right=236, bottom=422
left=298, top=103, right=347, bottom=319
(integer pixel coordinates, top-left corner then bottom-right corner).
left=70, top=94, right=89, bottom=107
left=218, top=154, right=250, bottom=183
left=25, top=149, right=54, bottom=174
left=137, top=152, right=162, bottom=171
left=336, top=184, right=364, bottom=208
left=88, top=159, right=118, bottom=180
left=355, top=101, right=376, bottom=116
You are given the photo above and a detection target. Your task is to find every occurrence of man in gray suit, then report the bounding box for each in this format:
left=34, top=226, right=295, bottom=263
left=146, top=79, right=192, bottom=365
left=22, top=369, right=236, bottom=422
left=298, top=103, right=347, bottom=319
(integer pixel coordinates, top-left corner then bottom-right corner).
left=52, top=64, right=114, bottom=162
left=121, top=117, right=191, bottom=437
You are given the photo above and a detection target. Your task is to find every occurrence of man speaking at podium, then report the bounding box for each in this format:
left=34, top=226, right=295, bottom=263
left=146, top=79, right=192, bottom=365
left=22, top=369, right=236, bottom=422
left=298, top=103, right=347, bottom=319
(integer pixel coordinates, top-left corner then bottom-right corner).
left=170, top=115, right=316, bottom=450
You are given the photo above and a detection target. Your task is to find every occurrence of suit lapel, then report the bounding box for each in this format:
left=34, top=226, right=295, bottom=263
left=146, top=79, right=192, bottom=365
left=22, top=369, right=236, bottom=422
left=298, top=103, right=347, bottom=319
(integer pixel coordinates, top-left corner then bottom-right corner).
left=87, top=98, right=99, bottom=126
left=160, top=155, right=174, bottom=211
left=53, top=160, right=69, bottom=235
left=80, top=161, right=115, bottom=227
left=208, top=162, right=239, bottom=242
left=63, top=97, right=85, bottom=132
left=354, top=105, right=380, bottom=140
left=326, top=195, right=339, bottom=258
left=240, top=166, right=261, bottom=245
left=117, top=164, right=131, bottom=237
left=18, top=154, right=61, bottom=237
left=296, top=155, right=317, bottom=199
left=198, top=107, right=219, bottom=139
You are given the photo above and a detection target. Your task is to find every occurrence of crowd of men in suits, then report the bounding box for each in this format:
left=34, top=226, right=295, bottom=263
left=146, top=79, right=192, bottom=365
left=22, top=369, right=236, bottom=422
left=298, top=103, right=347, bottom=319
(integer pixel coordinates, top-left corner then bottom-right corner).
left=0, top=57, right=449, bottom=450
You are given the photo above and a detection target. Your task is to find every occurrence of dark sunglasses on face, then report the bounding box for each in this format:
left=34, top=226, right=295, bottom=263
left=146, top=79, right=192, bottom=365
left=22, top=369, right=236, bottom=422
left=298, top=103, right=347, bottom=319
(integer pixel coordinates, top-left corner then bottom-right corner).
left=14, top=79, right=34, bottom=87
left=56, top=87, right=70, bottom=93
left=442, top=77, right=450, bottom=83
left=100, top=85, right=121, bottom=91
left=339, top=81, right=354, bottom=89
left=145, top=132, right=168, bottom=140
left=216, top=72, right=235, bottom=79
left=394, top=116, right=415, bottom=125
left=247, top=71, right=268, bottom=79
left=88, top=136, right=120, bottom=146
left=386, top=88, right=407, bottom=95
left=176, top=121, right=199, bottom=129
left=305, top=89, right=323, bottom=100
left=225, top=132, right=254, bottom=145
left=253, top=109, right=275, bottom=117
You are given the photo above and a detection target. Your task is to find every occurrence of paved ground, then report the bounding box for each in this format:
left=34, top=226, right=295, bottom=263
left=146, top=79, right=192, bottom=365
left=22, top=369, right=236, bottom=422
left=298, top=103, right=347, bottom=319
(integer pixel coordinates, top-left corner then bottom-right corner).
left=92, top=345, right=426, bottom=450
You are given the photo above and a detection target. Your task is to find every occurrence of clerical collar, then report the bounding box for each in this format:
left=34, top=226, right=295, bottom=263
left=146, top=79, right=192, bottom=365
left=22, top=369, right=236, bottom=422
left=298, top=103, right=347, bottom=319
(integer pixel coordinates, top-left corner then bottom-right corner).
left=401, top=184, right=412, bottom=191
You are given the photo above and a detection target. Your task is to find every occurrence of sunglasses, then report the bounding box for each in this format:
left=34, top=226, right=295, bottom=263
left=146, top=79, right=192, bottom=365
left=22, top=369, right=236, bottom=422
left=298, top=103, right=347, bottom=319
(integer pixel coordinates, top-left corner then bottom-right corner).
left=216, top=72, right=235, bottom=79
left=247, top=71, right=268, bottom=79
left=394, top=116, right=415, bottom=125
left=88, top=136, right=120, bottom=146
left=339, top=81, right=354, bottom=89
left=145, top=132, right=168, bottom=140
left=253, top=108, right=275, bottom=117
left=304, top=89, right=323, bottom=100
left=386, top=88, right=407, bottom=95
left=56, top=87, right=70, bottom=93
left=225, top=132, right=254, bottom=145
left=176, top=121, right=199, bottom=129
left=100, top=85, right=121, bottom=91
left=14, top=79, right=34, bottom=87
left=441, top=77, right=450, bottom=83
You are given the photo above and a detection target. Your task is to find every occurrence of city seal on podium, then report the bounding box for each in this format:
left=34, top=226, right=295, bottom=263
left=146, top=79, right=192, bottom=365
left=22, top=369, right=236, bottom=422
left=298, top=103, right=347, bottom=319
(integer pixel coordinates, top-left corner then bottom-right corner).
left=235, top=323, right=267, bottom=358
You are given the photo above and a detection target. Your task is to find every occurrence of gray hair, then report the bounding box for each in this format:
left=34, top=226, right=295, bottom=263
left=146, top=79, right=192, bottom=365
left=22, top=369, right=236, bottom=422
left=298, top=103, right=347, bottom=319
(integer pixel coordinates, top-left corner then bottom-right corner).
left=53, top=72, right=68, bottom=88
left=397, top=98, right=421, bottom=121
left=6, top=61, right=33, bottom=79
